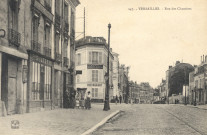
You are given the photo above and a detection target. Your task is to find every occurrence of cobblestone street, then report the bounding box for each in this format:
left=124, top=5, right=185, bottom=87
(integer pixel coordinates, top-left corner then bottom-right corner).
left=93, top=104, right=207, bottom=135
left=0, top=103, right=127, bottom=135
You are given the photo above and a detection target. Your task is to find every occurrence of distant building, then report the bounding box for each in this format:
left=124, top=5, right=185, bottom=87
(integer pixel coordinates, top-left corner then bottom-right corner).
left=75, top=36, right=114, bottom=102
left=167, top=61, right=194, bottom=96
left=189, top=71, right=195, bottom=104
left=118, top=65, right=129, bottom=103
left=112, top=52, right=120, bottom=98
left=192, top=56, right=207, bottom=105
left=139, top=82, right=153, bottom=104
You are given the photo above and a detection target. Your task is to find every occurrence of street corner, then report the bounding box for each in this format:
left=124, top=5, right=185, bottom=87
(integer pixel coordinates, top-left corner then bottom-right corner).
left=81, top=110, right=123, bottom=135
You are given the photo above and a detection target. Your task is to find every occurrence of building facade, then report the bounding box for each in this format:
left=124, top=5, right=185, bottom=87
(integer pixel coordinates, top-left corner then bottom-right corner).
left=192, top=58, right=207, bottom=105
left=0, top=0, right=80, bottom=116
left=118, top=64, right=129, bottom=103
left=112, top=52, right=119, bottom=98
left=75, top=36, right=114, bottom=102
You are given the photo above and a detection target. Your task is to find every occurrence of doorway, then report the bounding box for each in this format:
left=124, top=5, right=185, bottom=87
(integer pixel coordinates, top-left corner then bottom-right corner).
left=1, top=54, right=19, bottom=115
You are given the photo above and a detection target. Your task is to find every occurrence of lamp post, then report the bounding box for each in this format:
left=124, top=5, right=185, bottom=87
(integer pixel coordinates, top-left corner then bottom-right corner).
left=103, top=23, right=111, bottom=111
left=194, top=87, right=197, bottom=106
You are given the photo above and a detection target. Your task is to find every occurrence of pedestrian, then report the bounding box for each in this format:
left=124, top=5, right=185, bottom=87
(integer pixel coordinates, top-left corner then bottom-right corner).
left=119, top=95, right=122, bottom=104
left=85, top=91, right=91, bottom=109
left=115, top=95, right=118, bottom=105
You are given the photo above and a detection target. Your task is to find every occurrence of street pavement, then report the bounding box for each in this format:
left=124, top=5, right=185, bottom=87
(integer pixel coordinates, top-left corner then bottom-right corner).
left=0, top=103, right=127, bottom=135
left=93, top=104, right=207, bottom=135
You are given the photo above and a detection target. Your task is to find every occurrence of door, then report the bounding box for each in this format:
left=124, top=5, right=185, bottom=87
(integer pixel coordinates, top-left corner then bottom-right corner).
left=7, top=58, right=18, bottom=115
left=8, top=78, right=17, bottom=114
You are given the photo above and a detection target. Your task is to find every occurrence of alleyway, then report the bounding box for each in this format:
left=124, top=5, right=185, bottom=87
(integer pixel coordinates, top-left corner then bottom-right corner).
left=93, top=104, right=207, bottom=135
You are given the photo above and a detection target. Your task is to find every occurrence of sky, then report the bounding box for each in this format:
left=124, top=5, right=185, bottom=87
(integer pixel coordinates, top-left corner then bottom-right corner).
left=75, top=0, right=207, bottom=88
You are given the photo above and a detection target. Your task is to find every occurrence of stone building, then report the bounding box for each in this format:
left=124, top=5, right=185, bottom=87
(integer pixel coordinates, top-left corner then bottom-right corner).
left=75, top=36, right=114, bottom=102
left=192, top=56, right=207, bottom=105
left=112, top=52, right=119, bottom=98
left=0, top=0, right=80, bottom=116
left=0, top=0, right=29, bottom=116
left=118, top=64, right=129, bottom=103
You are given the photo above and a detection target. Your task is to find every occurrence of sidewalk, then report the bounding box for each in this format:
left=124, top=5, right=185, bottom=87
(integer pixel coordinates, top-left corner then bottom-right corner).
left=169, top=103, right=207, bottom=110
left=0, top=103, right=126, bottom=135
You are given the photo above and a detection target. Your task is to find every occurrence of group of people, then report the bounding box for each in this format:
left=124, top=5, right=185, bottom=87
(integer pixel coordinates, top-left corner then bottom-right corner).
left=115, top=95, right=122, bottom=104
left=76, top=91, right=91, bottom=109
left=76, top=92, right=124, bottom=109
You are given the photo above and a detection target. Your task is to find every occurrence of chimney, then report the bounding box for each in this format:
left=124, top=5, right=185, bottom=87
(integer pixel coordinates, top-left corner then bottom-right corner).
left=175, top=61, right=180, bottom=65
left=169, top=66, right=172, bottom=69
left=205, top=55, right=207, bottom=62
left=201, top=56, right=202, bottom=63
left=110, top=48, right=112, bottom=52
left=203, top=55, right=205, bottom=63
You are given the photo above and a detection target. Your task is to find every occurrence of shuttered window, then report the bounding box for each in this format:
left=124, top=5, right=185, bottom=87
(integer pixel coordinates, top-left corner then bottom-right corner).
left=88, top=51, right=103, bottom=64
left=99, top=52, right=102, bottom=64
left=92, top=70, right=98, bottom=82
left=92, top=88, right=98, bottom=98
left=77, top=53, right=81, bottom=65
left=88, top=52, right=92, bottom=64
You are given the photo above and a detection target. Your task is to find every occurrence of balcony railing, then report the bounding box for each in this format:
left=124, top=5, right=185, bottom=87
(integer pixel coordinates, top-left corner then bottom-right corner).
left=55, top=52, right=62, bottom=62
left=44, top=0, right=51, bottom=12
left=63, top=57, right=69, bottom=67
left=31, top=40, right=41, bottom=53
left=44, top=47, right=51, bottom=57
left=8, top=29, right=21, bottom=47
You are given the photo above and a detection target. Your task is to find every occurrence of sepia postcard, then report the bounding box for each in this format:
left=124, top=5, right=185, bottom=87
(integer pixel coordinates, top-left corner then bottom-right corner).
left=0, top=0, right=207, bottom=135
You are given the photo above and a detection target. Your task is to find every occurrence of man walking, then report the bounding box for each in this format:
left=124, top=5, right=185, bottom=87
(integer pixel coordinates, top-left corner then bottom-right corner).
left=119, top=95, right=122, bottom=104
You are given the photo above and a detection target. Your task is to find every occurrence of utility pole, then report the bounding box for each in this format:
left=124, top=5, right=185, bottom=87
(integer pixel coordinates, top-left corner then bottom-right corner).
left=84, top=7, right=85, bottom=39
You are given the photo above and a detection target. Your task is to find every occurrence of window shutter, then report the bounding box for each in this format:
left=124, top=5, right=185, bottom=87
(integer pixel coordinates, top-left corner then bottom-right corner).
left=88, top=70, right=92, bottom=82
left=99, top=52, right=102, bottom=64
left=89, top=52, right=92, bottom=64
left=98, top=70, right=102, bottom=82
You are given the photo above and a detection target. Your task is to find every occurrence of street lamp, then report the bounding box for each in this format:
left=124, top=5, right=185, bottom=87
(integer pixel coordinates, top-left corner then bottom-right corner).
left=103, top=23, right=111, bottom=111
left=194, top=87, right=197, bottom=106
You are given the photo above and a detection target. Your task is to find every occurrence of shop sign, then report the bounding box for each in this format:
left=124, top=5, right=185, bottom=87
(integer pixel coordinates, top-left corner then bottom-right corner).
left=87, top=83, right=102, bottom=87
left=87, top=64, right=103, bottom=69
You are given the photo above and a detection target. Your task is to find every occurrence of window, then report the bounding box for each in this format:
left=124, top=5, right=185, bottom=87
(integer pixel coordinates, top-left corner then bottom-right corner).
left=44, top=66, right=51, bottom=100
left=64, top=40, right=68, bottom=57
left=64, top=3, right=68, bottom=23
left=32, top=62, right=40, bottom=100
left=92, top=70, right=98, bottom=82
left=44, top=24, right=50, bottom=48
left=55, top=0, right=60, bottom=15
left=33, top=17, right=39, bottom=42
left=92, top=88, right=98, bottom=98
left=9, top=1, right=19, bottom=30
left=88, top=52, right=103, bottom=64
left=77, top=53, right=81, bottom=65
left=92, top=52, right=98, bottom=64
left=71, top=9, right=75, bottom=30
left=55, top=33, right=60, bottom=53
left=32, top=62, right=51, bottom=100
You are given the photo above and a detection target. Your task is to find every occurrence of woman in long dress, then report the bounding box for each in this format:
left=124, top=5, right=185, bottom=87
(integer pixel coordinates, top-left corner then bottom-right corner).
left=85, top=91, right=91, bottom=109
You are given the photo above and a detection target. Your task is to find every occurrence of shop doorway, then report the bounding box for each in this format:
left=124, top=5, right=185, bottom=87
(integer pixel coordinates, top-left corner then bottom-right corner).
left=1, top=54, right=19, bottom=115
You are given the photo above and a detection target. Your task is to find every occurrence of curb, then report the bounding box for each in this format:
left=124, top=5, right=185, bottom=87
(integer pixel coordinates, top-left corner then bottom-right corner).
left=175, top=104, right=207, bottom=110
left=81, top=110, right=121, bottom=135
